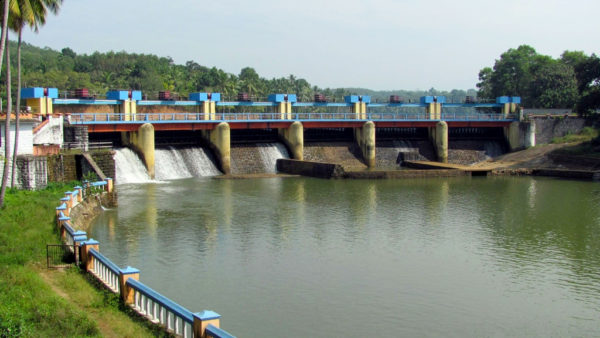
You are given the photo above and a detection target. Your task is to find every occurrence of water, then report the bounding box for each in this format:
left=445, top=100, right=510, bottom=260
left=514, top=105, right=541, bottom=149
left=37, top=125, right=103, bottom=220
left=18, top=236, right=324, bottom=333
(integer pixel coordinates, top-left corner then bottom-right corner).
left=89, top=177, right=600, bottom=337
left=230, top=142, right=289, bottom=174
left=114, top=148, right=152, bottom=184
left=114, top=147, right=220, bottom=183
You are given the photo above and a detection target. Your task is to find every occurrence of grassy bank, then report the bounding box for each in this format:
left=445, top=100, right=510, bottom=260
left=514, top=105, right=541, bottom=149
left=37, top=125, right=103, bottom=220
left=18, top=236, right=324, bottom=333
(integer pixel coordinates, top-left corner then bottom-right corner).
left=551, top=127, right=600, bottom=157
left=0, top=184, right=162, bottom=337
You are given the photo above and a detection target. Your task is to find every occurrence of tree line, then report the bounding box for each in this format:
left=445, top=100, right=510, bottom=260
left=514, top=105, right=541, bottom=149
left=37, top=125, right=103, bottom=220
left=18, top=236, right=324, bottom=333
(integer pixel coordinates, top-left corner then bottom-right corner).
left=2, top=41, right=481, bottom=103
left=477, top=45, right=600, bottom=114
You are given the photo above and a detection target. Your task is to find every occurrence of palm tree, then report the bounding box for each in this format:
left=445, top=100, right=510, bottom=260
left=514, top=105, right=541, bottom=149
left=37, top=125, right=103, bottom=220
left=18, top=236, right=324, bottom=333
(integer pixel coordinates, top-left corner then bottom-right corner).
left=10, top=0, right=62, bottom=187
left=0, top=0, right=13, bottom=208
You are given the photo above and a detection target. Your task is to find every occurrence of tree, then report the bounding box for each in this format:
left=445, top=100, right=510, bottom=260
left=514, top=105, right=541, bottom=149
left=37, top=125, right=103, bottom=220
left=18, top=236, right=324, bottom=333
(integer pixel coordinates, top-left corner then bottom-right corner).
left=529, top=61, right=578, bottom=108
left=9, top=0, right=62, bottom=187
left=0, top=0, right=12, bottom=208
left=478, top=45, right=581, bottom=108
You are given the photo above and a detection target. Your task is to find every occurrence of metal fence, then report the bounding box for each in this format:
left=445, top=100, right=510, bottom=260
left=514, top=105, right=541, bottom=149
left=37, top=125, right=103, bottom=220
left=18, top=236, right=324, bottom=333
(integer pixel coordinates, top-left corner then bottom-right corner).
left=47, top=244, right=78, bottom=268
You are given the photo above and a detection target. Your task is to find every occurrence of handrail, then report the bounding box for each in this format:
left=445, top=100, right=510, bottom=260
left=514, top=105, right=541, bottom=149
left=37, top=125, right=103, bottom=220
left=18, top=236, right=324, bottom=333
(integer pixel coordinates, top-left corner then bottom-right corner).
left=126, top=278, right=194, bottom=324
left=89, top=248, right=120, bottom=276
left=206, top=324, right=236, bottom=338
left=68, top=111, right=518, bottom=124
left=89, top=248, right=121, bottom=293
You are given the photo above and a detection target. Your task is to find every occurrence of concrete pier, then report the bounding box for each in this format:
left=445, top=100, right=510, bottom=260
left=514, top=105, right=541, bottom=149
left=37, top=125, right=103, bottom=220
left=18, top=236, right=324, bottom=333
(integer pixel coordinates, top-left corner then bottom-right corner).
left=278, top=121, right=304, bottom=160
left=203, top=122, right=231, bottom=174
left=354, top=121, right=376, bottom=167
left=122, top=123, right=155, bottom=179
left=429, top=121, right=448, bottom=163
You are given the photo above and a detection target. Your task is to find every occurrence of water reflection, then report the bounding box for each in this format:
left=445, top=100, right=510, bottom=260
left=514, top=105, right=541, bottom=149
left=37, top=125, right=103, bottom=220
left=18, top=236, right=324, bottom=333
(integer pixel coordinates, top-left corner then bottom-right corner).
left=90, top=177, right=600, bottom=337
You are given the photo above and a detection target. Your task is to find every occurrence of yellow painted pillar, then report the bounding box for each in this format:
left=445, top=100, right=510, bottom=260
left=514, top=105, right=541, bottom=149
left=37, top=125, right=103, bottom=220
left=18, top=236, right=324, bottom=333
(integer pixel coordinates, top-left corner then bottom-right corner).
left=119, top=267, right=140, bottom=304
left=354, top=121, right=376, bottom=167
left=120, top=99, right=137, bottom=121
left=278, top=121, right=304, bottom=160
left=202, top=122, right=230, bottom=174
left=427, top=102, right=442, bottom=119
left=429, top=121, right=448, bottom=163
left=193, top=311, right=221, bottom=338
left=26, top=97, right=53, bottom=117
left=502, top=103, right=510, bottom=118
left=122, top=123, right=155, bottom=179
left=81, top=239, right=99, bottom=272
left=352, top=102, right=367, bottom=119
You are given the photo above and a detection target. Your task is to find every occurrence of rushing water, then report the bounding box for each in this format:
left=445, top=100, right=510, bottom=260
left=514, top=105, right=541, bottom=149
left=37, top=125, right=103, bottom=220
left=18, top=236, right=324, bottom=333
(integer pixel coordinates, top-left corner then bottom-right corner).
left=90, top=176, right=600, bottom=337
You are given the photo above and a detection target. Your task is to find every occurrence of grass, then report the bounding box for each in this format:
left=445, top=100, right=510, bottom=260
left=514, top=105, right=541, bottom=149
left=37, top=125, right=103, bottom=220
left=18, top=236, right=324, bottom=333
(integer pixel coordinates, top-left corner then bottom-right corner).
left=0, top=183, right=164, bottom=337
left=551, top=127, right=599, bottom=144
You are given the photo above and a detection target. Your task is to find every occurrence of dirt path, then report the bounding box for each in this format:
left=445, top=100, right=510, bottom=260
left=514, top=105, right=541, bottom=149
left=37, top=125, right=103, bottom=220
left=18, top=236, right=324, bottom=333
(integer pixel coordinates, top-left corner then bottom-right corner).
left=36, top=265, right=156, bottom=338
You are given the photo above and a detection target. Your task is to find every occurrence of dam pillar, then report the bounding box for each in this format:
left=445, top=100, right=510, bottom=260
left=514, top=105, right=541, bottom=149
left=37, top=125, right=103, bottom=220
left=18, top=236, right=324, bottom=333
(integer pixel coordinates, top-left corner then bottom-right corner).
left=345, top=95, right=370, bottom=120
left=354, top=121, right=376, bottom=168
left=504, top=120, right=534, bottom=151
left=497, top=96, right=521, bottom=118
left=278, top=121, right=304, bottom=160
left=190, top=92, right=221, bottom=120
left=268, top=93, right=296, bottom=120
left=21, top=87, right=58, bottom=118
left=202, top=122, right=230, bottom=174
left=429, top=121, right=448, bottom=163
left=108, top=90, right=141, bottom=121
left=421, top=96, right=444, bottom=120
left=122, top=123, right=155, bottom=179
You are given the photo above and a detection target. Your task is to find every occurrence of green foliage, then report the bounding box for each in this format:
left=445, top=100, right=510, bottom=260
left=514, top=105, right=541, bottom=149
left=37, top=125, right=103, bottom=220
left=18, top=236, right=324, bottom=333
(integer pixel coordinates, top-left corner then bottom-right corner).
left=0, top=184, right=100, bottom=336
left=477, top=45, right=581, bottom=108
left=551, top=127, right=599, bottom=144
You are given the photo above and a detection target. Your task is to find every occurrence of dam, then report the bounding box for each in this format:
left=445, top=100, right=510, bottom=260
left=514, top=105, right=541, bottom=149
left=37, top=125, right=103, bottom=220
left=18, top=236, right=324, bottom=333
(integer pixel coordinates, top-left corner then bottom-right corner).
left=24, top=87, right=532, bottom=180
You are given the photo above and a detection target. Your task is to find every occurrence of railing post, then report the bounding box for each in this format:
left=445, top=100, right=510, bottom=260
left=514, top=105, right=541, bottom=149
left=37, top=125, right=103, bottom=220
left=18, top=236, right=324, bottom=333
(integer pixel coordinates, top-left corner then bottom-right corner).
left=60, top=197, right=70, bottom=216
left=105, top=178, right=113, bottom=193
left=75, top=186, right=83, bottom=202
left=193, top=311, right=221, bottom=338
left=119, top=266, right=140, bottom=305
left=81, top=239, right=99, bottom=272
left=58, top=216, right=70, bottom=240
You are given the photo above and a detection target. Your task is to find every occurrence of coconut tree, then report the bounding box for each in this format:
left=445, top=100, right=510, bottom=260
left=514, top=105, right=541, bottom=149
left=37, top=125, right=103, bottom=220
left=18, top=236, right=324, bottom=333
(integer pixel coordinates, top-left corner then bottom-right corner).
left=0, top=0, right=12, bottom=208
left=10, top=0, right=62, bottom=187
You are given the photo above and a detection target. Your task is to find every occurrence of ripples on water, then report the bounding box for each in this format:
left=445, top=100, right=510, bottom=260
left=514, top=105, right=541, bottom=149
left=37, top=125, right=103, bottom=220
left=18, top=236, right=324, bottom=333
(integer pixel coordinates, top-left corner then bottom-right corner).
left=90, top=176, right=600, bottom=337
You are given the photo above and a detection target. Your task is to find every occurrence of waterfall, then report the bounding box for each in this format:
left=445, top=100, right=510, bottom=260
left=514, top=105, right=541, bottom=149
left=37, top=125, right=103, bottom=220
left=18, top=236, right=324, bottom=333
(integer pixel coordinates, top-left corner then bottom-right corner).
left=114, top=148, right=152, bottom=184
left=114, top=146, right=221, bottom=184
left=257, top=143, right=289, bottom=173
left=155, top=146, right=221, bottom=180
left=230, top=142, right=290, bottom=174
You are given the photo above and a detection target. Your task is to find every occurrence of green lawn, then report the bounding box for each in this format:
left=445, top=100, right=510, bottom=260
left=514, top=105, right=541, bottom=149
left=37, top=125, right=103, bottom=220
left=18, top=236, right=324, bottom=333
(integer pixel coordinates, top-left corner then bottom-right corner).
left=0, top=184, right=164, bottom=337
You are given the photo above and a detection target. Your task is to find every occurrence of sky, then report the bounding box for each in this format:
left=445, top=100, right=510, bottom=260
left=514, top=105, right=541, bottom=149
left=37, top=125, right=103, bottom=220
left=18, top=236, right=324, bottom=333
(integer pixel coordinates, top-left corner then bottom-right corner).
left=19, top=0, right=600, bottom=91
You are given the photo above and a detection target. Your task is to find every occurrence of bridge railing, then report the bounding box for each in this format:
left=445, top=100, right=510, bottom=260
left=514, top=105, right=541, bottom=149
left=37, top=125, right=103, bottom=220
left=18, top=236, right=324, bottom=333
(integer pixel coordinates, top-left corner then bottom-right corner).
left=69, top=111, right=517, bottom=124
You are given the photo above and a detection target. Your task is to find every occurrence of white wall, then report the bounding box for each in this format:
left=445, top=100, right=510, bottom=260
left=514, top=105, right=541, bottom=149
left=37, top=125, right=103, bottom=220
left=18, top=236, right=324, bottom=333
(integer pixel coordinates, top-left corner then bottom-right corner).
left=0, top=121, right=34, bottom=155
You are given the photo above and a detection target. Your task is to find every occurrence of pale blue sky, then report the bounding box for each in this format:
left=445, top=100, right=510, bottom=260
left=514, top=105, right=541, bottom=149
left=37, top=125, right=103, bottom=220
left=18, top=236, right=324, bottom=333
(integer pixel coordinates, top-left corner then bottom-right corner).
left=19, top=0, right=600, bottom=91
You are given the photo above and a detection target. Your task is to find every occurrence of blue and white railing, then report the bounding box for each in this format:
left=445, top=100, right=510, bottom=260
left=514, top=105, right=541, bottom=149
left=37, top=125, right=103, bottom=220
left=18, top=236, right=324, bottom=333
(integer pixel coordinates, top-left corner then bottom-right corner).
left=89, top=248, right=121, bottom=293
left=127, top=278, right=194, bottom=337
left=69, top=111, right=518, bottom=124
left=54, top=180, right=236, bottom=338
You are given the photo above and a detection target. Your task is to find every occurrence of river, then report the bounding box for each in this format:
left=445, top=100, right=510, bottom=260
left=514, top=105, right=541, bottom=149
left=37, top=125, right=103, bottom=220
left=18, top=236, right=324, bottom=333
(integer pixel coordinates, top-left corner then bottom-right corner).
left=89, top=176, right=600, bottom=337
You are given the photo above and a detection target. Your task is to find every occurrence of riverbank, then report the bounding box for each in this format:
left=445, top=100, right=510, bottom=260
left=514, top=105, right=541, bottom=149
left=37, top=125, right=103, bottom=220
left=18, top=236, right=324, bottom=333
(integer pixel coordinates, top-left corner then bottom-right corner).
left=0, top=184, right=161, bottom=337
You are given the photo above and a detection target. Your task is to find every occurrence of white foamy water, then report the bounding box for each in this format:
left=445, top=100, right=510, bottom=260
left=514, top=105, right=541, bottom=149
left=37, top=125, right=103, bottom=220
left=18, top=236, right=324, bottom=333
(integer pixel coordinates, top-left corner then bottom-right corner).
left=155, top=146, right=221, bottom=180
left=115, top=146, right=221, bottom=184
left=114, top=148, right=152, bottom=184
left=257, top=142, right=289, bottom=173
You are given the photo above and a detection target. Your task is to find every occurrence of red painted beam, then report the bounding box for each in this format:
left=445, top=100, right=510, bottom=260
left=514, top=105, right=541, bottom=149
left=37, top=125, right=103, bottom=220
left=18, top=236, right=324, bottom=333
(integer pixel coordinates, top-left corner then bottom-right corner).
left=153, top=123, right=215, bottom=131
left=303, top=121, right=365, bottom=129
left=374, top=121, right=437, bottom=128
left=446, top=121, right=512, bottom=127
left=87, top=124, right=139, bottom=132
left=228, top=122, right=293, bottom=129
